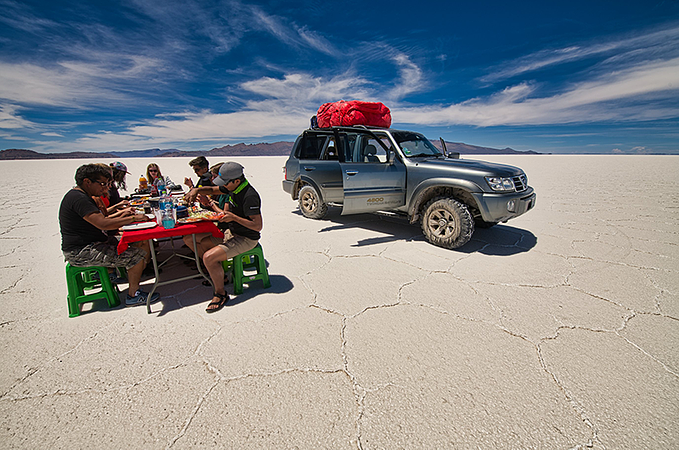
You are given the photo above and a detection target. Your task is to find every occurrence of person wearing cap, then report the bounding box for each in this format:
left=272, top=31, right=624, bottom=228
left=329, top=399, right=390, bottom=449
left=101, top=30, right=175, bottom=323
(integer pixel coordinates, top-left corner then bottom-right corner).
left=183, top=161, right=262, bottom=313
left=59, top=163, right=160, bottom=307
left=108, top=161, right=130, bottom=210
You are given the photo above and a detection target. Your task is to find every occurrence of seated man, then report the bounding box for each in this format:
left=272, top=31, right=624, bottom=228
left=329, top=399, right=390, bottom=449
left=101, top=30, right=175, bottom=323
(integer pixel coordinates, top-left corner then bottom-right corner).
left=183, top=162, right=262, bottom=313
left=59, top=164, right=159, bottom=306
left=184, top=156, right=213, bottom=189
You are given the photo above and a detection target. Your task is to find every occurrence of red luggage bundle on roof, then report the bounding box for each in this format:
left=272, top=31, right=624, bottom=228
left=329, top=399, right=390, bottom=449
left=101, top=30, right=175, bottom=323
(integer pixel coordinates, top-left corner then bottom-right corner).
left=316, top=100, right=391, bottom=128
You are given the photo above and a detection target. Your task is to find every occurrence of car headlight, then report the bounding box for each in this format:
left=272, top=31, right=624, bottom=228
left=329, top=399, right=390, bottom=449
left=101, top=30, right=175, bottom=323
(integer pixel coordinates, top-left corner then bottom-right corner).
left=485, top=177, right=516, bottom=192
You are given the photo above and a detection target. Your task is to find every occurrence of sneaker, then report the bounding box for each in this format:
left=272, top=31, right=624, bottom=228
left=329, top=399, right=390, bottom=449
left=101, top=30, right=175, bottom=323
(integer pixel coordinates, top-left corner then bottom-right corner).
left=125, top=290, right=160, bottom=306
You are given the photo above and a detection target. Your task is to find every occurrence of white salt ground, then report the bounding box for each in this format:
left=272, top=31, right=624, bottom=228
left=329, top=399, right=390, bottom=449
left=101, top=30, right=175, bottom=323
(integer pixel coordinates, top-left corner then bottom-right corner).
left=0, top=155, right=677, bottom=448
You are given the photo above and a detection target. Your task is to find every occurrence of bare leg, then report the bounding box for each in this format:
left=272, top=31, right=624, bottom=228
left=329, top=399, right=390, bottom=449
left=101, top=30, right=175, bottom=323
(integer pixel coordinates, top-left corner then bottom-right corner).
left=184, top=233, right=214, bottom=258
left=132, top=240, right=151, bottom=263
left=203, top=246, right=229, bottom=295
left=126, top=258, right=145, bottom=295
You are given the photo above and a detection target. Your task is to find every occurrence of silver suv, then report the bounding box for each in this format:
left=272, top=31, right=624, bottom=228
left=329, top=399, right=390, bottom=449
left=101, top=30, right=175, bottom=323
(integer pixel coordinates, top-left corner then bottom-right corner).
left=282, top=126, right=536, bottom=249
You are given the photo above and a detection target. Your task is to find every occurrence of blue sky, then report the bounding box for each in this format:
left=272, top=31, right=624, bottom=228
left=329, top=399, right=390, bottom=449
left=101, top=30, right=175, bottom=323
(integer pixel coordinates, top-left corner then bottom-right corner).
left=1, top=0, right=678, bottom=154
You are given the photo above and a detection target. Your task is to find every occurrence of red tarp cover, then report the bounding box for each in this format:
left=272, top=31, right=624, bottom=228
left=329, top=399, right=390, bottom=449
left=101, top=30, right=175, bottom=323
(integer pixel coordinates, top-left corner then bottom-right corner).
left=316, top=100, right=391, bottom=128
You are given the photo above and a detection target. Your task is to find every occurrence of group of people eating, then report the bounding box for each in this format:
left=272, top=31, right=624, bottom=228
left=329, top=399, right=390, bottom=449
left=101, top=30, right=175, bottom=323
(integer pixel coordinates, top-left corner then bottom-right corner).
left=58, top=156, right=262, bottom=313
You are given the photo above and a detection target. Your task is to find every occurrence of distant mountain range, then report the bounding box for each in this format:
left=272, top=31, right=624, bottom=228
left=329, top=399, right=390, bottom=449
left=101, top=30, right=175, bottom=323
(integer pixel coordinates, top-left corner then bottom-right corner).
left=0, top=140, right=539, bottom=160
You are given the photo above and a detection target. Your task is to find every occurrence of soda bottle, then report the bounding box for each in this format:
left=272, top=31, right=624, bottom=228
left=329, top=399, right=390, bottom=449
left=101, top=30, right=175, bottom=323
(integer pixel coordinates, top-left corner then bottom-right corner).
left=139, top=174, right=148, bottom=190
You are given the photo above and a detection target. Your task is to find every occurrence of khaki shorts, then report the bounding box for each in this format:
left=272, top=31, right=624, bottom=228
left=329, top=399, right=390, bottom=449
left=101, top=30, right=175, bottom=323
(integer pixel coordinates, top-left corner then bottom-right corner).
left=209, top=229, right=258, bottom=259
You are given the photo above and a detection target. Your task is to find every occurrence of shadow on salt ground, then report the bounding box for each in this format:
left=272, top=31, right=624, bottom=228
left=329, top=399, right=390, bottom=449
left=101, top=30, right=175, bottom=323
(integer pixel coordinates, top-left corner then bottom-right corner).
left=304, top=207, right=536, bottom=255
left=153, top=274, right=294, bottom=317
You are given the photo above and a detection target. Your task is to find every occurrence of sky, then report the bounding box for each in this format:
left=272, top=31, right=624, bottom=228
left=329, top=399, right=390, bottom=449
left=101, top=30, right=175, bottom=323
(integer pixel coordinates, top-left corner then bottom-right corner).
left=1, top=0, right=678, bottom=155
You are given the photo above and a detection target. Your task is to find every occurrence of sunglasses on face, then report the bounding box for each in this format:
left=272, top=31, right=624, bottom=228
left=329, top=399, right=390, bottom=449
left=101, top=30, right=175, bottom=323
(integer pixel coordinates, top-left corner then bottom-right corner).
left=91, top=179, right=111, bottom=187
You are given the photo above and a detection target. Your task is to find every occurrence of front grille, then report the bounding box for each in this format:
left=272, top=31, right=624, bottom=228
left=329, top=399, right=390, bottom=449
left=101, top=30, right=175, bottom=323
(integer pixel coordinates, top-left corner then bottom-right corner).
left=513, top=174, right=527, bottom=192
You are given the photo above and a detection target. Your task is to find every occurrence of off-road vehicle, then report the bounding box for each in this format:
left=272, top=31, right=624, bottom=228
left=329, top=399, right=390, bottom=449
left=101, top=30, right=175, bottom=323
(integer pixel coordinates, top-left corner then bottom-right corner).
left=282, top=126, right=536, bottom=249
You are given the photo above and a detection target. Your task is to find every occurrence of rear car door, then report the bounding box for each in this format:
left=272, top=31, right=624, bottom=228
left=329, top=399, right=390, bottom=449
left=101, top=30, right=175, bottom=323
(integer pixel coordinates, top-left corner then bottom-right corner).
left=297, top=131, right=344, bottom=203
left=339, top=130, right=406, bottom=214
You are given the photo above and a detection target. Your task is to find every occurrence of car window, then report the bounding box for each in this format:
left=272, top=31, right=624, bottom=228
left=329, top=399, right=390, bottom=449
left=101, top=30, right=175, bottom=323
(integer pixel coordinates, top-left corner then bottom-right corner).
left=322, top=138, right=339, bottom=160
left=297, top=134, right=328, bottom=160
left=356, top=133, right=391, bottom=163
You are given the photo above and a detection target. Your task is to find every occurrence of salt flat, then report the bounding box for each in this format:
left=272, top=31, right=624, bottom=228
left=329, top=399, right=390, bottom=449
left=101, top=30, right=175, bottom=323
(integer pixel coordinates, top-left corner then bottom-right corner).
left=0, top=155, right=677, bottom=449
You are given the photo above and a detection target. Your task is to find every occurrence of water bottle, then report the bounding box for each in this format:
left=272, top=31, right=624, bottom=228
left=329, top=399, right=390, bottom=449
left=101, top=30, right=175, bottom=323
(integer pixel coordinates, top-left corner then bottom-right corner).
left=160, top=195, right=176, bottom=229
left=155, top=177, right=166, bottom=196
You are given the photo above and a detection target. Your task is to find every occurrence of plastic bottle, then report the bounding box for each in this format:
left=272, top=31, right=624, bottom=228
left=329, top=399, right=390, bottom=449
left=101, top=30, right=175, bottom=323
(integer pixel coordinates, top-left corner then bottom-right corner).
left=139, top=174, right=148, bottom=190
left=160, top=192, right=176, bottom=229
left=155, top=177, right=166, bottom=196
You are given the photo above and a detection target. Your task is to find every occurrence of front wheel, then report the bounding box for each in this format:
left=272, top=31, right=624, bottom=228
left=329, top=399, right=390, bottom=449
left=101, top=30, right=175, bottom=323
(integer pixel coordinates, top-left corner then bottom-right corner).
left=421, top=197, right=474, bottom=249
left=298, top=185, right=328, bottom=219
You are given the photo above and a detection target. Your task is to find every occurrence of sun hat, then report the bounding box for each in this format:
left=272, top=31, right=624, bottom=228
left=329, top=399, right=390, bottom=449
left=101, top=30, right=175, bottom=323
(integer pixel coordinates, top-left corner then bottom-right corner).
left=214, top=162, right=244, bottom=186
left=110, top=161, right=129, bottom=173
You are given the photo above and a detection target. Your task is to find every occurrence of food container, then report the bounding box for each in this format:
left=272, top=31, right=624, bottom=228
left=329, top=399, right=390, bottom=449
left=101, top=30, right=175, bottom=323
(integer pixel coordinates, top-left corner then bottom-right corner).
left=176, top=205, right=189, bottom=219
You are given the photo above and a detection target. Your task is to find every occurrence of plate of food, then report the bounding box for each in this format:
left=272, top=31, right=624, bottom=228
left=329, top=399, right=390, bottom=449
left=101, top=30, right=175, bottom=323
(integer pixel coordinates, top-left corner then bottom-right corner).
left=121, top=221, right=157, bottom=231
left=177, top=211, right=225, bottom=224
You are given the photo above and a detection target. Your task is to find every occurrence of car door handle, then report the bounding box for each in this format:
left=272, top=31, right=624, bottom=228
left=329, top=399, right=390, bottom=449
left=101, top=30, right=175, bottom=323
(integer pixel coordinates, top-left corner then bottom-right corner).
left=304, top=166, right=315, bottom=171
left=345, top=170, right=358, bottom=176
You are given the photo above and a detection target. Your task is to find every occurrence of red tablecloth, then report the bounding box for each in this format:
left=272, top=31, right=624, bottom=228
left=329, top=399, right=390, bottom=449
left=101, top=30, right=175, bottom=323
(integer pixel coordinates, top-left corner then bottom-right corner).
left=117, top=221, right=223, bottom=254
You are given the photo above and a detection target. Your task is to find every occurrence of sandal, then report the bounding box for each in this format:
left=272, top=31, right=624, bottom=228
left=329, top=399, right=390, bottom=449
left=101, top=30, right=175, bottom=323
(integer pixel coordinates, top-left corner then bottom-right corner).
left=206, top=292, right=229, bottom=313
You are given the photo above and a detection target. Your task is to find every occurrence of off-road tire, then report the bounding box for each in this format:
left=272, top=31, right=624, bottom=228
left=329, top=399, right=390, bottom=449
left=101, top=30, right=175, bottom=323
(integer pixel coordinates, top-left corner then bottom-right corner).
left=298, top=185, right=328, bottom=219
left=421, top=197, right=474, bottom=249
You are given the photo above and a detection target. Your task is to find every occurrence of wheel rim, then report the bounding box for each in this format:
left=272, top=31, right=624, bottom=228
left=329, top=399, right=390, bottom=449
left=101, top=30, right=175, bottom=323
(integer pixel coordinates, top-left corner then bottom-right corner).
left=427, top=208, right=459, bottom=239
left=301, top=191, right=317, bottom=212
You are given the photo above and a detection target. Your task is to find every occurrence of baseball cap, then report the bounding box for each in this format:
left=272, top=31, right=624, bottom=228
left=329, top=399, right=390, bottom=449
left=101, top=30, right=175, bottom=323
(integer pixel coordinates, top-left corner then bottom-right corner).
left=110, top=161, right=129, bottom=173
left=214, top=162, right=244, bottom=186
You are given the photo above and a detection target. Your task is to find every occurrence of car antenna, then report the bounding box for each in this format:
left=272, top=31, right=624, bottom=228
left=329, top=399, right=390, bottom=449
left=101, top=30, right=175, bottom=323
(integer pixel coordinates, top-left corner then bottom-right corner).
left=439, top=137, right=449, bottom=158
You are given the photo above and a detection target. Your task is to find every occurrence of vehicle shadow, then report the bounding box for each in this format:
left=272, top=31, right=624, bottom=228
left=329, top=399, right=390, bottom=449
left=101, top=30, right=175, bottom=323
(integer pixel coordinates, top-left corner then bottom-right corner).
left=302, top=207, right=536, bottom=255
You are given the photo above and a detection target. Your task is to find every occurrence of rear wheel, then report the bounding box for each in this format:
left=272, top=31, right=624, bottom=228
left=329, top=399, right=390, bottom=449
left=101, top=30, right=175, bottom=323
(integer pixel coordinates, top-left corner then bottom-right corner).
left=421, top=197, right=474, bottom=249
left=298, top=185, right=328, bottom=219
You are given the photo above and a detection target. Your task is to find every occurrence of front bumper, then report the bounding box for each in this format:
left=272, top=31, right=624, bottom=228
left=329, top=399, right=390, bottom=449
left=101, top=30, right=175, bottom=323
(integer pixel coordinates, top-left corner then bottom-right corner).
left=472, top=187, right=536, bottom=223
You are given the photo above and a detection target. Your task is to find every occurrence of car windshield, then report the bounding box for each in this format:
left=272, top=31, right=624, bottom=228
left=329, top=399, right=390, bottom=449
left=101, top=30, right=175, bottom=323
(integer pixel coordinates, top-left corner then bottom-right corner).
left=391, top=131, right=442, bottom=158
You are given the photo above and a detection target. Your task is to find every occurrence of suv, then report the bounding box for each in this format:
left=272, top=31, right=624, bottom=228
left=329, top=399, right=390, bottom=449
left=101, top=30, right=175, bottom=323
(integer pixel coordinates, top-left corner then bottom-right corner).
left=282, top=126, right=536, bottom=249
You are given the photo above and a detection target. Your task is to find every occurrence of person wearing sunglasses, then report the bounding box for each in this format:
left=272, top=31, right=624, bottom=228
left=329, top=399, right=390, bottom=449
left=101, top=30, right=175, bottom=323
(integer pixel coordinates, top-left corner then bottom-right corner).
left=183, top=162, right=262, bottom=313
left=146, top=163, right=177, bottom=193
left=59, top=163, right=160, bottom=307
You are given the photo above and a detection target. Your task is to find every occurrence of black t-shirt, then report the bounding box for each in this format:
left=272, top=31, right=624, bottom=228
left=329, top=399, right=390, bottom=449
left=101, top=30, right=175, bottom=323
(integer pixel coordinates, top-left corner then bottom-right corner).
left=218, top=181, right=261, bottom=241
left=197, top=172, right=213, bottom=187
left=108, top=185, right=122, bottom=206
left=59, top=189, right=108, bottom=252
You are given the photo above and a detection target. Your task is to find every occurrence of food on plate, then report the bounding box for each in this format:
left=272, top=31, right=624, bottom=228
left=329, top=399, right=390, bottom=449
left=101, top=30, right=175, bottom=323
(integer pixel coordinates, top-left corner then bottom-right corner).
left=129, top=197, right=149, bottom=206
left=177, top=210, right=225, bottom=223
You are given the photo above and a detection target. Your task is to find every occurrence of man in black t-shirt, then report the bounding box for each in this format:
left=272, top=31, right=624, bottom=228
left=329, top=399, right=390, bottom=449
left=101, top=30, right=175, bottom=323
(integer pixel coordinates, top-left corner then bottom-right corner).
left=184, top=156, right=213, bottom=189
left=184, top=162, right=262, bottom=313
left=59, top=164, right=159, bottom=307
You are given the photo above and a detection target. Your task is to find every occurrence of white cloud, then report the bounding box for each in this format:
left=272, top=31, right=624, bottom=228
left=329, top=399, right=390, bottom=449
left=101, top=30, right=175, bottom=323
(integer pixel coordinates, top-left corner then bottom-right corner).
left=481, top=24, right=679, bottom=84
left=241, top=73, right=371, bottom=104
left=387, top=54, right=425, bottom=101
left=60, top=71, right=377, bottom=151
left=0, top=104, right=35, bottom=129
left=395, top=57, right=679, bottom=127
left=0, top=59, right=160, bottom=107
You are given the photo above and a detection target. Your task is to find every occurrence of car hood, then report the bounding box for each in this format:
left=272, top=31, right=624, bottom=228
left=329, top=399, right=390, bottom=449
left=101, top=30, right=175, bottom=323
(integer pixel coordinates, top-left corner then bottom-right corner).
left=414, top=157, right=524, bottom=177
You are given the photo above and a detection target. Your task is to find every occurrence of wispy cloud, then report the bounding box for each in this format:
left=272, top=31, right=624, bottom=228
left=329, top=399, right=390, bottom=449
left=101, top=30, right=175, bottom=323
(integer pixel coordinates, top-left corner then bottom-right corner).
left=480, top=23, right=679, bottom=84
left=0, top=104, right=36, bottom=129
left=396, top=57, right=679, bottom=126
left=386, top=54, right=425, bottom=101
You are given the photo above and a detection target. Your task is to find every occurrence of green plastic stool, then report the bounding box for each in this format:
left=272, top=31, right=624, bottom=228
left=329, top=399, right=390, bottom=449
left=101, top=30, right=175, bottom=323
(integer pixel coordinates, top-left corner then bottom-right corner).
left=65, top=263, right=121, bottom=317
left=221, top=244, right=271, bottom=295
